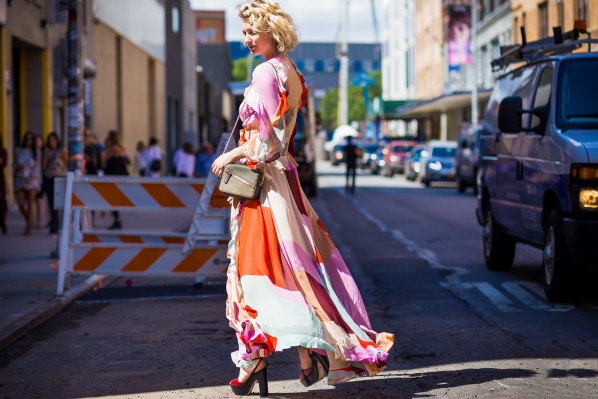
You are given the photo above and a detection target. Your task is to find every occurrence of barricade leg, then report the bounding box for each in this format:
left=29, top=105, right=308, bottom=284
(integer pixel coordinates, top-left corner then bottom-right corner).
left=57, top=172, right=74, bottom=295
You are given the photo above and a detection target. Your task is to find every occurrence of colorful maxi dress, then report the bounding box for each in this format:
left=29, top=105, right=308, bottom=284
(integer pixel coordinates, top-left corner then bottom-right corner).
left=227, top=55, right=394, bottom=385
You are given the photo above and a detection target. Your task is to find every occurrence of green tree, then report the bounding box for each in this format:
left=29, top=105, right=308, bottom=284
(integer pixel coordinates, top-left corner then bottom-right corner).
left=319, top=70, right=381, bottom=130
left=320, top=86, right=367, bottom=130
left=320, top=87, right=338, bottom=130
left=232, top=58, right=261, bottom=82
left=368, top=70, right=382, bottom=100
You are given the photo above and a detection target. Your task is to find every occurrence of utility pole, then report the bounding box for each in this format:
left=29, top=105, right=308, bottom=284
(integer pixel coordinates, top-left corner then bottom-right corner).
left=471, top=0, right=478, bottom=125
left=338, top=0, right=350, bottom=127
left=67, top=0, right=84, bottom=172
left=246, top=51, right=253, bottom=82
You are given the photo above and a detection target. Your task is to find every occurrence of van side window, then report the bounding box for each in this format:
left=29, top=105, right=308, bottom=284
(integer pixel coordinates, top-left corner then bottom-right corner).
left=510, top=66, right=539, bottom=127
left=531, top=67, right=553, bottom=126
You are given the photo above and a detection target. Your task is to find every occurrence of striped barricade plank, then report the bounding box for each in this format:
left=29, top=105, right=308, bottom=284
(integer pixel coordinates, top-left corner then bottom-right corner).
left=82, top=233, right=229, bottom=245
left=70, top=244, right=229, bottom=275
left=54, top=177, right=224, bottom=210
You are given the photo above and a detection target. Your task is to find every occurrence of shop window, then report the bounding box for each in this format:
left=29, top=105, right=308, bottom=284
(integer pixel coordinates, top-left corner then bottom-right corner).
left=575, top=0, right=588, bottom=21
left=538, top=2, right=548, bottom=38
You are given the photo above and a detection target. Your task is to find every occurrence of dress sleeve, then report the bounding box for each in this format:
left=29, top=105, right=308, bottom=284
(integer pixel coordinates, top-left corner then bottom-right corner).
left=241, top=63, right=283, bottom=170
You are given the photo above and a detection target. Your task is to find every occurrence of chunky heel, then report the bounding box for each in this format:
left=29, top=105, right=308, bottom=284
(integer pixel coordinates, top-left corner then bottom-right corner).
left=311, top=351, right=330, bottom=375
left=258, top=367, right=268, bottom=397
left=230, top=359, right=268, bottom=397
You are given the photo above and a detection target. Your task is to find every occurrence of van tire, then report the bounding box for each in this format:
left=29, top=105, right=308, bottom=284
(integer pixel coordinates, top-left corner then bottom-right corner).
left=543, top=209, right=579, bottom=303
left=483, top=207, right=515, bottom=270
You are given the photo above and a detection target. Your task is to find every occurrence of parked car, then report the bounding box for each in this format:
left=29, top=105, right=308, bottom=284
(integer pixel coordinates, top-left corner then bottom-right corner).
left=476, top=36, right=598, bottom=302
left=369, top=148, right=385, bottom=175
left=455, top=124, right=481, bottom=194
left=381, top=140, right=418, bottom=177
left=330, top=144, right=345, bottom=166
left=360, top=144, right=382, bottom=169
left=419, top=141, right=457, bottom=186
left=404, top=145, right=425, bottom=181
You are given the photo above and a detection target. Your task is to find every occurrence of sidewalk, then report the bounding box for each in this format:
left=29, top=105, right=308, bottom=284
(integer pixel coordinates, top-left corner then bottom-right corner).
left=0, top=203, right=195, bottom=350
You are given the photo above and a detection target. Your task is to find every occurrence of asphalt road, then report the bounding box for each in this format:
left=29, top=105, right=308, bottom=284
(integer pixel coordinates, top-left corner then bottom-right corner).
left=1, top=162, right=598, bottom=399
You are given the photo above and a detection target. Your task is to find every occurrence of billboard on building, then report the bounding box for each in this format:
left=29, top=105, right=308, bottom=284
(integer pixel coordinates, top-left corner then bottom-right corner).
left=195, top=10, right=226, bottom=45
left=447, top=5, right=471, bottom=67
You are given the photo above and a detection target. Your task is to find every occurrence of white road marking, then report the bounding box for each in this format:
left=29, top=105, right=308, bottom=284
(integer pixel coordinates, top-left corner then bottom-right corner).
left=503, top=281, right=574, bottom=312
left=494, top=380, right=511, bottom=388
left=472, top=282, right=520, bottom=312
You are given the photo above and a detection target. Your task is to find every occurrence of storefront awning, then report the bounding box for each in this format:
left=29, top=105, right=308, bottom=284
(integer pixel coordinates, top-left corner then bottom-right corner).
left=392, top=90, right=493, bottom=119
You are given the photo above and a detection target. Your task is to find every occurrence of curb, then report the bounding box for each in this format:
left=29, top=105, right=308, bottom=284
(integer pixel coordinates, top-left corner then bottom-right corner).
left=0, top=275, right=113, bottom=351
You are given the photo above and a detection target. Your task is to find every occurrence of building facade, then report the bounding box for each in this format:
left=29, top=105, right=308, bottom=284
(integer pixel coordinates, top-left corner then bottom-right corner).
left=476, top=1, right=512, bottom=90
left=1, top=0, right=69, bottom=200
left=415, top=0, right=445, bottom=100
left=166, top=0, right=197, bottom=169
left=196, top=10, right=232, bottom=145
left=511, top=0, right=597, bottom=43
left=381, top=0, right=416, bottom=101
left=91, top=0, right=167, bottom=172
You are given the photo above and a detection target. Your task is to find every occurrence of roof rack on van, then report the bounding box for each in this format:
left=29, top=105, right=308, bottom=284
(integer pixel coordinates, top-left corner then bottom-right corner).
left=491, top=22, right=598, bottom=72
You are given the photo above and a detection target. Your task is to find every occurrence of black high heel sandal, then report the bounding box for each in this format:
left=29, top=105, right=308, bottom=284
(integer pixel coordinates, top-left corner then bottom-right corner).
left=230, top=358, right=268, bottom=397
left=300, top=351, right=330, bottom=387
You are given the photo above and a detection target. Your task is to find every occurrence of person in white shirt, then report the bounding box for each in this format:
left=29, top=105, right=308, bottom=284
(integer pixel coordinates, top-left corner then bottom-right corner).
left=175, top=143, right=196, bottom=178
left=145, top=137, right=162, bottom=178
left=135, top=141, right=147, bottom=176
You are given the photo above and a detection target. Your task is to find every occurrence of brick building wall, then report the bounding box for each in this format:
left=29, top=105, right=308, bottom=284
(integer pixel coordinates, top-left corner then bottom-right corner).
left=511, top=0, right=597, bottom=43
left=415, top=0, right=444, bottom=100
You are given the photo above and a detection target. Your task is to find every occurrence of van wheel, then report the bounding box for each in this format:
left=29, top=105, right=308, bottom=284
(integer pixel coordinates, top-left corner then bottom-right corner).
left=457, top=175, right=466, bottom=193
left=483, top=207, right=515, bottom=270
left=543, top=209, right=579, bottom=303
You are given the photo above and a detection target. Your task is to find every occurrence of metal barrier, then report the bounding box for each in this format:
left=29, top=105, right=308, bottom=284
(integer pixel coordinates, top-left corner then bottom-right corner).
left=54, top=135, right=234, bottom=295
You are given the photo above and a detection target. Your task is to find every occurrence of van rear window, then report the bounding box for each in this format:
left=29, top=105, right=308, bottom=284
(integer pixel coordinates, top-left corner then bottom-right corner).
left=557, top=58, right=598, bottom=130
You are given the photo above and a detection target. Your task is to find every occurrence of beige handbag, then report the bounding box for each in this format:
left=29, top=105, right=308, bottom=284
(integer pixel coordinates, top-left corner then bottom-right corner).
left=218, top=116, right=264, bottom=201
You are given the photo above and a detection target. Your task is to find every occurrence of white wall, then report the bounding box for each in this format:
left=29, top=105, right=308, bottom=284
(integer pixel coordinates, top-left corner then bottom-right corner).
left=381, top=0, right=415, bottom=101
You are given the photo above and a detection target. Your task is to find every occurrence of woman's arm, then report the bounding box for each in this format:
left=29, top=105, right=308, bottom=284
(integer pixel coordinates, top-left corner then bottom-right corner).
left=211, top=144, right=246, bottom=178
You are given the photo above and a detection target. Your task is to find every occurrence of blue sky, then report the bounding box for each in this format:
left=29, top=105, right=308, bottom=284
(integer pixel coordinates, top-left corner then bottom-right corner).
left=189, top=0, right=381, bottom=43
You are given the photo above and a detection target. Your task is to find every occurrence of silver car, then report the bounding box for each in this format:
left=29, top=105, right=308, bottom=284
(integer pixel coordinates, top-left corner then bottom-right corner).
left=419, top=140, right=458, bottom=186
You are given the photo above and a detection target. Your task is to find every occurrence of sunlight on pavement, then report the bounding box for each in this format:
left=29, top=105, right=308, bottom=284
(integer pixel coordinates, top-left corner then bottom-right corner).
left=74, top=358, right=595, bottom=399
left=317, top=161, right=428, bottom=190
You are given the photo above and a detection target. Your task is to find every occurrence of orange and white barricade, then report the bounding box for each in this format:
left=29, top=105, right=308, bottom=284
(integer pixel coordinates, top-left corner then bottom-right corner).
left=54, top=134, right=234, bottom=295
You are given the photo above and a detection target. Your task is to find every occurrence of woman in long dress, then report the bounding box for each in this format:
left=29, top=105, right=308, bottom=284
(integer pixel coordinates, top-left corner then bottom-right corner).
left=212, top=1, right=393, bottom=395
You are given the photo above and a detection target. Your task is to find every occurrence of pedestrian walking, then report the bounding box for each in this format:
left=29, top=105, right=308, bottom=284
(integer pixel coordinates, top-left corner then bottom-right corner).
left=34, top=135, right=46, bottom=229
left=14, top=132, right=41, bottom=235
left=84, top=128, right=102, bottom=176
left=195, top=143, right=216, bottom=177
left=103, top=130, right=129, bottom=230
left=344, top=136, right=358, bottom=194
left=175, top=143, right=196, bottom=178
left=145, top=137, right=162, bottom=178
left=135, top=141, right=147, bottom=176
left=42, top=133, right=67, bottom=235
left=0, top=135, right=7, bottom=234
left=211, top=2, right=393, bottom=395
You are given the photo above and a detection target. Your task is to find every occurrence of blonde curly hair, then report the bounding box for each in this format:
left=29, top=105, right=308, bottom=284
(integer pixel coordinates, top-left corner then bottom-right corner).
left=238, top=0, right=299, bottom=53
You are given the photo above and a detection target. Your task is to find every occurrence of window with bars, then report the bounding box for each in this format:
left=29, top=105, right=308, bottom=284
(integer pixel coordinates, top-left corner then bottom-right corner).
left=538, top=3, right=549, bottom=38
